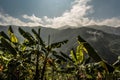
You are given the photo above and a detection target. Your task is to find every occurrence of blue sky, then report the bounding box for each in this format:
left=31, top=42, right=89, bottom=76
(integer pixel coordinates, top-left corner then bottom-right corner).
left=0, top=0, right=72, bottom=18
left=0, top=0, right=120, bottom=28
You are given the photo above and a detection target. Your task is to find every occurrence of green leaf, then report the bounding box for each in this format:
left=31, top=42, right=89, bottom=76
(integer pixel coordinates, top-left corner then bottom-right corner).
left=21, top=45, right=26, bottom=51
left=1, top=38, right=17, bottom=56
left=78, top=36, right=102, bottom=62
left=84, top=57, right=90, bottom=65
left=50, top=40, right=68, bottom=49
left=70, top=44, right=84, bottom=64
left=113, top=56, right=120, bottom=67
left=58, top=67, right=75, bottom=73
left=100, top=61, right=114, bottom=73
left=76, top=45, right=84, bottom=64
left=0, top=31, right=10, bottom=41
left=60, top=52, right=74, bottom=62
left=53, top=53, right=67, bottom=62
left=70, top=48, right=77, bottom=61
left=8, top=26, right=13, bottom=33
left=118, top=56, right=120, bottom=60
left=10, top=34, right=18, bottom=43
left=78, top=35, right=86, bottom=43
left=8, top=26, right=18, bottom=43
left=18, top=27, right=35, bottom=44
left=32, top=29, right=45, bottom=47
left=1, top=56, right=10, bottom=61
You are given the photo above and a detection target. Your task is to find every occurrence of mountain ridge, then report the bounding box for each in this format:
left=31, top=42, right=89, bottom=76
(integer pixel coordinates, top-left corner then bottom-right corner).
left=0, top=25, right=120, bottom=64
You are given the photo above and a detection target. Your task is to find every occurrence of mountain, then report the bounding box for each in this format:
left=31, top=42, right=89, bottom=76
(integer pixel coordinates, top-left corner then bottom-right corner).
left=87, top=25, right=120, bottom=35
left=0, top=25, right=120, bottom=64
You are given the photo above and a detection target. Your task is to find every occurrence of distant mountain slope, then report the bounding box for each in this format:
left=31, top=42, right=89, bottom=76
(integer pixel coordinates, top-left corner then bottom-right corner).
left=53, top=27, right=120, bottom=64
left=87, top=25, right=120, bottom=35
left=0, top=25, right=120, bottom=64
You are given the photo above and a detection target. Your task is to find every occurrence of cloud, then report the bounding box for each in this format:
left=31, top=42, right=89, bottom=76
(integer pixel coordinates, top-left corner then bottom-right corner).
left=23, top=14, right=43, bottom=23
left=39, top=0, right=120, bottom=28
left=40, top=0, right=93, bottom=28
left=85, top=17, right=120, bottom=27
left=98, top=17, right=120, bottom=27
left=0, top=0, right=120, bottom=28
left=0, top=13, right=26, bottom=26
left=0, top=13, right=43, bottom=26
left=0, top=0, right=92, bottom=28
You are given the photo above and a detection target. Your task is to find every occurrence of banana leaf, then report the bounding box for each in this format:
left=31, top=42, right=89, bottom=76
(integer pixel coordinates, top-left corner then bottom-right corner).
left=50, top=40, right=68, bottom=49
left=78, top=36, right=102, bottom=62
left=0, top=31, right=10, bottom=41
left=32, top=29, right=45, bottom=47
left=60, top=52, right=74, bottom=62
left=18, top=27, right=35, bottom=45
left=1, top=38, right=17, bottom=56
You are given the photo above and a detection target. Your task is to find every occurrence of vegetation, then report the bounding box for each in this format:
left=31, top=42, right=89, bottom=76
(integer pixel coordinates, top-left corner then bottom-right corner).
left=0, top=26, right=120, bottom=80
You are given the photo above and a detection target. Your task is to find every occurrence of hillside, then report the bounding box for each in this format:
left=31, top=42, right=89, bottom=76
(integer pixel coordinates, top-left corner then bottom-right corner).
left=0, top=25, right=120, bottom=64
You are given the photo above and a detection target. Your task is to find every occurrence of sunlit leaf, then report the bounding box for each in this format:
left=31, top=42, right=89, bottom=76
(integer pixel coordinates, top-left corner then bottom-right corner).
left=76, top=45, right=84, bottom=64
left=78, top=36, right=102, bottom=62
left=70, top=48, right=77, bottom=61
left=70, top=44, right=84, bottom=64
left=8, top=26, right=18, bottom=43
left=10, top=34, right=18, bottom=43
left=21, top=45, right=26, bottom=51
left=1, top=56, right=10, bottom=61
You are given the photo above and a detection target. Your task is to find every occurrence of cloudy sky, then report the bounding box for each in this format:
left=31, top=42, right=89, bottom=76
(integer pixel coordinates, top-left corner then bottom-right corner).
left=0, top=0, right=120, bottom=28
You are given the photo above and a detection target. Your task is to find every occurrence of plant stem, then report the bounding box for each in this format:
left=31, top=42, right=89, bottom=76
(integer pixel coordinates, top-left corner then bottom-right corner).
left=41, top=35, right=50, bottom=80
left=34, top=50, right=40, bottom=80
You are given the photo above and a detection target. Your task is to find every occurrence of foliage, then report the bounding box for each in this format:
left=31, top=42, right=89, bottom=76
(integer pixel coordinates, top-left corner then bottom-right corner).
left=0, top=26, right=119, bottom=80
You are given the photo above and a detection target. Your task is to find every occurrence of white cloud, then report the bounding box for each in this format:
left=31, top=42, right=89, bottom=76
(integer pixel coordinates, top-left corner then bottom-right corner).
left=23, top=14, right=43, bottom=23
left=0, top=0, right=120, bottom=28
left=98, top=17, right=120, bottom=27
left=41, top=0, right=93, bottom=28
left=85, top=17, right=120, bottom=27
left=0, top=13, right=43, bottom=27
left=0, top=13, right=25, bottom=26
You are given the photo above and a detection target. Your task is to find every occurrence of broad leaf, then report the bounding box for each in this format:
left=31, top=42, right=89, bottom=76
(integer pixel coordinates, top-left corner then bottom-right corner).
left=60, top=52, right=74, bottom=62
left=78, top=36, right=102, bottom=62
left=76, top=45, right=84, bottom=64
left=19, top=27, right=35, bottom=45
left=53, top=53, right=67, bottom=62
left=50, top=40, right=68, bottom=49
left=100, top=61, right=114, bottom=73
left=32, top=29, right=45, bottom=47
left=8, top=26, right=18, bottom=43
left=8, top=26, right=13, bottom=34
left=70, top=48, right=77, bottom=61
left=0, top=31, right=10, bottom=41
left=1, top=38, right=17, bottom=56
left=70, top=45, right=84, bottom=64
left=10, top=34, right=18, bottom=43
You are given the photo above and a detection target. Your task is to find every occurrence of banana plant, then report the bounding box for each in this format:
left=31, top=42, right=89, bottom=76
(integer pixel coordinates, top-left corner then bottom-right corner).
left=77, top=36, right=116, bottom=79
left=0, top=26, right=20, bottom=80
left=51, top=36, right=115, bottom=79
left=18, top=27, right=68, bottom=80
left=52, top=41, right=88, bottom=79
left=0, top=26, right=35, bottom=80
left=0, top=26, right=119, bottom=80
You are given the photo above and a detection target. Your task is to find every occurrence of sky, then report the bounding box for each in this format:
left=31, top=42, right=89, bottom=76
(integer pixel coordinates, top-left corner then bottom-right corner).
left=0, top=0, right=120, bottom=28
